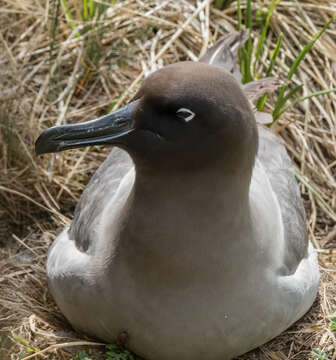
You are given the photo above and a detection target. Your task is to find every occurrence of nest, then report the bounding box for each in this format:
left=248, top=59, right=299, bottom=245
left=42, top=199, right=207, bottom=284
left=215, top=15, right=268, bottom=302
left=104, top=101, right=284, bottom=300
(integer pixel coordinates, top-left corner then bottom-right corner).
left=0, top=0, right=335, bottom=359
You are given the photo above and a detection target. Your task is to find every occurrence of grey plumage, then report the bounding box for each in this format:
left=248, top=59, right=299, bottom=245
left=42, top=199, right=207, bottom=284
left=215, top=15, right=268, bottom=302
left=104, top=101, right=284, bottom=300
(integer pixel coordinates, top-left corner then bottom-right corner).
left=36, top=30, right=319, bottom=360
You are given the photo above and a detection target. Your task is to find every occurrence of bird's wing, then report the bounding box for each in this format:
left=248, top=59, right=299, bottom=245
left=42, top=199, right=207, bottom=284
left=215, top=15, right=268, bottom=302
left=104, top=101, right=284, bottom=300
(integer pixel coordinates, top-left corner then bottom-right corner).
left=199, top=30, right=248, bottom=82
left=69, top=148, right=133, bottom=252
left=256, top=125, right=308, bottom=272
left=242, top=78, right=283, bottom=103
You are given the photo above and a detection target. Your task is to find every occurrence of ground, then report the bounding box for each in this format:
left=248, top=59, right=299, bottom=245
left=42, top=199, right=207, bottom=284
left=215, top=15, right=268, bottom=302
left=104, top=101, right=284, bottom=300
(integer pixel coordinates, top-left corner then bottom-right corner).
left=0, top=0, right=336, bottom=359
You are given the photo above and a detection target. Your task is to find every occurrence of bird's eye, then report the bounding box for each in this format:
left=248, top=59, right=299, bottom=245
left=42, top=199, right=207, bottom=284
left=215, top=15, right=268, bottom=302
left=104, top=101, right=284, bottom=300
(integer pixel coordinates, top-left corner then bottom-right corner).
left=176, top=108, right=195, bottom=122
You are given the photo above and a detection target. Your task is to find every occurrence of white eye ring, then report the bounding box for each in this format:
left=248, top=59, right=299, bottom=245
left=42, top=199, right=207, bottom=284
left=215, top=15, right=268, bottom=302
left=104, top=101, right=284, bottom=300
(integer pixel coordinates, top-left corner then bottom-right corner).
left=176, top=108, right=195, bottom=122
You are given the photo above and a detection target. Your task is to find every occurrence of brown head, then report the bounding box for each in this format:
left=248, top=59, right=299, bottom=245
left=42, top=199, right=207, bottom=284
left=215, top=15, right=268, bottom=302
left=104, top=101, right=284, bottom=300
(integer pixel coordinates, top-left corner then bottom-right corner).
left=35, top=62, right=257, bottom=175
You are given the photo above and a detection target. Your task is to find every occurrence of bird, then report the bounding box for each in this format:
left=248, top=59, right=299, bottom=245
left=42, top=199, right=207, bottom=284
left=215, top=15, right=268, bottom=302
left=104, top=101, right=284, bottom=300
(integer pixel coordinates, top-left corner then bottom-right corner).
left=35, top=31, right=320, bottom=360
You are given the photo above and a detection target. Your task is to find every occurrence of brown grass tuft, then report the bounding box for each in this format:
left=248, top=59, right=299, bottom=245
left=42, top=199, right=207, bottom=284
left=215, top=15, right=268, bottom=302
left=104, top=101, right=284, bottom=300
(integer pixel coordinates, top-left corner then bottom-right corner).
left=0, top=0, right=335, bottom=359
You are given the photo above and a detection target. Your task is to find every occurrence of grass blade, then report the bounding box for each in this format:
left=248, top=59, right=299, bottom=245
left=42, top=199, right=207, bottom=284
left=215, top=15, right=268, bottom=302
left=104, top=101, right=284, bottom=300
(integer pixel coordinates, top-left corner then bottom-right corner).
left=82, top=0, right=88, bottom=21
left=256, top=93, right=268, bottom=111
left=257, top=33, right=283, bottom=111
left=242, top=0, right=253, bottom=83
left=295, top=172, right=336, bottom=222
left=60, top=0, right=77, bottom=31
left=312, top=348, right=329, bottom=360
left=89, top=0, right=95, bottom=19
left=273, top=84, right=303, bottom=119
left=49, top=0, right=61, bottom=63
left=275, top=87, right=336, bottom=119
left=287, top=17, right=334, bottom=81
left=237, top=0, right=242, bottom=30
left=245, top=0, right=252, bottom=30
left=214, top=0, right=235, bottom=10
left=273, top=17, right=334, bottom=119
left=265, top=32, right=282, bottom=77
left=253, top=0, right=280, bottom=74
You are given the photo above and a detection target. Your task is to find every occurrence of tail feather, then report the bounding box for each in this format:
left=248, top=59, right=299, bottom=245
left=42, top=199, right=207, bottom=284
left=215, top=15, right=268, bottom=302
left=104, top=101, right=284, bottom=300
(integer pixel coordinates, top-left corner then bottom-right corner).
left=243, top=78, right=283, bottom=102
left=245, top=78, right=284, bottom=124
left=198, top=30, right=248, bottom=82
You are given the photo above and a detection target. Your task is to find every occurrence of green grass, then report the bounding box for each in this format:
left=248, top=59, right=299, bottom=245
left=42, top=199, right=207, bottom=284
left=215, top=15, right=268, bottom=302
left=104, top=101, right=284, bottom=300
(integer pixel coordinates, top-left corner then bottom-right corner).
left=72, top=350, right=93, bottom=360
left=11, top=336, right=40, bottom=360
left=311, top=318, right=336, bottom=359
left=48, top=0, right=119, bottom=102
left=330, top=317, right=336, bottom=332
left=253, top=0, right=280, bottom=75
left=11, top=338, right=142, bottom=360
left=105, top=344, right=143, bottom=360
left=214, top=0, right=236, bottom=10
left=61, top=0, right=115, bottom=34
left=236, top=0, right=335, bottom=121
left=312, top=348, right=329, bottom=360
left=272, top=16, right=335, bottom=119
left=239, top=0, right=252, bottom=83
left=72, top=345, right=143, bottom=360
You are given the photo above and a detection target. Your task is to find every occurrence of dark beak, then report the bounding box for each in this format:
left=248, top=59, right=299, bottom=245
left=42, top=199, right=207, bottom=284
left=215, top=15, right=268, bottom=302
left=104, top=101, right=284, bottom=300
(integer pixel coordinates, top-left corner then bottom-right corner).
left=35, top=100, right=138, bottom=155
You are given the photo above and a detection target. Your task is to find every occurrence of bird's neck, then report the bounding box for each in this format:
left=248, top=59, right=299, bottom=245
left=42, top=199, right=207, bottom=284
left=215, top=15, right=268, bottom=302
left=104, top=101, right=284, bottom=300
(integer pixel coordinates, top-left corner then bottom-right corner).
left=134, top=166, right=251, bottom=216
left=116, top=166, right=254, bottom=280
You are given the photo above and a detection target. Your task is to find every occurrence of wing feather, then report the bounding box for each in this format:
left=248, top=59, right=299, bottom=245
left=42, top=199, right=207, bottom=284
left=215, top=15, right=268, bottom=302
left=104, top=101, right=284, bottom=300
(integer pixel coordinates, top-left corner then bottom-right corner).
left=69, top=148, right=133, bottom=252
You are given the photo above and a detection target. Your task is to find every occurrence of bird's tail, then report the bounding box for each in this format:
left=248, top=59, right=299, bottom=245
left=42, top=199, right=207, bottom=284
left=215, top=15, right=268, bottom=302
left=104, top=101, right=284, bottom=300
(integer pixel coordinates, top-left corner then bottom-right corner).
left=198, top=30, right=249, bottom=83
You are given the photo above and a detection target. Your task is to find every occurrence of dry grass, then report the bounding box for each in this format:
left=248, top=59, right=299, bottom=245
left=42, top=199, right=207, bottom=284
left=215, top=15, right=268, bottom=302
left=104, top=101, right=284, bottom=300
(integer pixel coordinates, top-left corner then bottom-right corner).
left=0, top=0, right=336, bottom=359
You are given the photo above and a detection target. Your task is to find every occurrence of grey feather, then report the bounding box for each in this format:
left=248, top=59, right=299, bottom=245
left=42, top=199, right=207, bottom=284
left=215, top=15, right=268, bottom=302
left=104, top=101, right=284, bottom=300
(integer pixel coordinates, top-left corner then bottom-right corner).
left=69, top=148, right=132, bottom=252
left=257, top=125, right=308, bottom=272
left=199, top=30, right=248, bottom=82
left=243, top=78, right=283, bottom=102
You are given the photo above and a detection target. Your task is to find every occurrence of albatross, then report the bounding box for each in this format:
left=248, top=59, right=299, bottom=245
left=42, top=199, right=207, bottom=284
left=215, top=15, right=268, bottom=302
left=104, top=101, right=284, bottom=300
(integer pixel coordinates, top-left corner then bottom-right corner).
left=35, top=31, right=319, bottom=359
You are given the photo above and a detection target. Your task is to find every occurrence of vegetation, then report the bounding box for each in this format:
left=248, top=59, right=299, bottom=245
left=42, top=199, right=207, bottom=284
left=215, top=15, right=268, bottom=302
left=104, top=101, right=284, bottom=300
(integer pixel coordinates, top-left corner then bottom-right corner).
left=237, top=0, right=335, bottom=120
left=71, top=345, right=142, bottom=360
left=312, top=348, right=329, bottom=360
left=1, top=0, right=335, bottom=359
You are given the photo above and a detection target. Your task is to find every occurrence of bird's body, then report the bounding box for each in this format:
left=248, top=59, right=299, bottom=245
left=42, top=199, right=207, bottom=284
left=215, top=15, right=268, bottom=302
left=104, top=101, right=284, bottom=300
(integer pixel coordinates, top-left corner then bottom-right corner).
left=37, top=31, right=319, bottom=359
